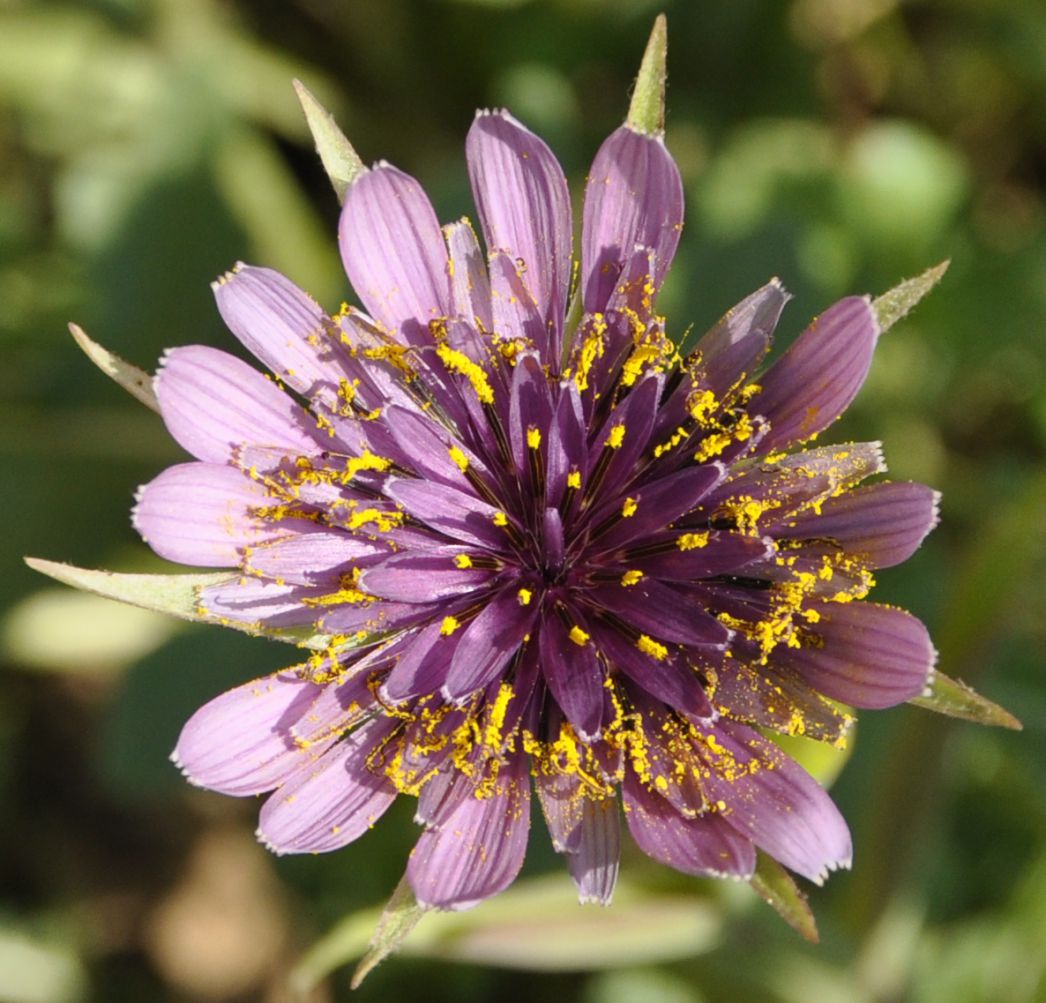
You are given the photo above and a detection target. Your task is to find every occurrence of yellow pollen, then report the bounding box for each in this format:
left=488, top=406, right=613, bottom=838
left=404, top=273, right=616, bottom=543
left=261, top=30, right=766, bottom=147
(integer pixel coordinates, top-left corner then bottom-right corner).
left=347, top=508, right=404, bottom=532
left=344, top=451, right=392, bottom=481
left=566, top=470, right=582, bottom=490
left=621, top=496, right=638, bottom=518
left=636, top=634, right=669, bottom=660
left=620, top=569, right=643, bottom=587
left=527, top=427, right=542, bottom=449
left=440, top=616, right=460, bottom=636
left=436, top=344, right=494, bottom=404
left=677, top=532, right=710, bottom=551
left=492, top=511, right=509, bottom=527
left=606, top=424, right=626, bottom=449
left=448, top=446, right=469, bottom=472
left=517, top=588, right=533, bottom=606
left=568, top=625, right=590, bottom=646
left=453, top=554, right=473, bottom=569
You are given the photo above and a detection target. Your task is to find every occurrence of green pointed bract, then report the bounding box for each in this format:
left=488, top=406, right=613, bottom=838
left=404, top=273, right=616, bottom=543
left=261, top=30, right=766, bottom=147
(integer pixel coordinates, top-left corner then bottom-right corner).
left=749, top=851, right=819, bottom=944
left=873, top=260, right=950, bottom=334
left=24, top=558, right=333, bottom=651
left=626, top=14, right=668, bottom=135
left=351, top=876, right=429, bottom=989
left=293, top=79, right=365, bottom=205
left=69, top=323, right=159, bottom=413
left=909, top=670, right=1022, bottom=730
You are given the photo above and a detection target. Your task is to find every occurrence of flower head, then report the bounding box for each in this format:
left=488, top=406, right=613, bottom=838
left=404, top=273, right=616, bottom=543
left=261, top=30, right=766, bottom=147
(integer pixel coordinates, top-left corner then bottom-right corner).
left=127, top=44, right=943, bottom=914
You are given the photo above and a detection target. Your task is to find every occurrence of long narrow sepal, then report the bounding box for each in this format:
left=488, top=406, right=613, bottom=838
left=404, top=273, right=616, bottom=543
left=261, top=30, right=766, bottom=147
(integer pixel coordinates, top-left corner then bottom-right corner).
left=292, top=79, right=365, bottom=205
left=909, top=670, right=1022, bottom=730
left=23, top=558, right=332, bottom=650
left=627, top=14, right=668, bottom=135
left=873, top=260, right=949, bottom=333
left=749, top=851, right=819, bottom=944
left=68, top=323, right=159, bottom=412
left=351, top=876, right=429, bottom=989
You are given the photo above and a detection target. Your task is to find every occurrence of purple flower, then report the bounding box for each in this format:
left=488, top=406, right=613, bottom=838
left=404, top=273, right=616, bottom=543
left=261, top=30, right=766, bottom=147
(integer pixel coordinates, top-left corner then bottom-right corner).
left=132, top=102, right=939, bottom=911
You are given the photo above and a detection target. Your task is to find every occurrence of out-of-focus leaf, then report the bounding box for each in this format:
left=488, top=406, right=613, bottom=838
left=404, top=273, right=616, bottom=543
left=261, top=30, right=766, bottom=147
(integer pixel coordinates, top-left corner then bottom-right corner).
left=24, top=558, right=331, bottom=650
left=291, top=875, right=721, bottom=988
left=909, top=671, right=1022, bottom=730
left=212, top=124, right=345, bottom=302
left=873, top=261, right=950, bottom=334
left=350, top=876, right=429, bottom=989
left=293, top=79, right=365, bottom=205
left=68, top=323, right=159, bottom=412
left=627, top=15, right=668, bottom=135
left=749, top=852, right=819, bottom=944
left=2, top=588, right=176, bottom=675
left=0, top=923, right=87, bottom=1003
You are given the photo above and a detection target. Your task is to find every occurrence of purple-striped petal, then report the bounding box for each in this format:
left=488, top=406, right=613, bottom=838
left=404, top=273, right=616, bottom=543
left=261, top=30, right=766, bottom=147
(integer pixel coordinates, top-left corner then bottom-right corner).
left=588, top=373, right=663, bottom=489
left=632, top=532, right=774, bottom=581
left=689, top=279, right=787, bottom=401
left=594, top=625, right=714, bottom=720
left=173, top=671, right=323, bottom=796
left=382, top=621, right=462, bottom=702
left=198, top=577, right=319, bottom=627
left=702, top=721, right=852, bottom=883
left=444, top=217, right=493, bottom=334
left=442, top=592, right=536, bottom=702
left=755, top=296, right=879, bottom=452
left=535, top=769, right=585, bottom=853
left=133, top=462, right=269, bottom=567
left=156, top=345, right=319, bottom=463
left=360, top=552, right=493, bottom=603
left=488, top=251, right=549, bottom=355
left=777, top=601, right=935, bottom=709
left=407, top=751, right=531, bottom=910
left=589, top=579, right=731, bottom=648
left=567, top=798, right=621, bottom=905
left=384, top=477, right=511, bottom=551
left=623, top=768, right=755, bottom=879
left=592, top=463, right=726, bottom=552
left=772, top=481, right=940, bottom=569
left=539, top=614, right=606, bottom=740
left=338, top=163, right=450, bottom=344
left=257, top=717, right=399, bottom=854
left=467, top=110, right=571, bottom=350
left=245, top=530, right=387, bottom=586
left=582, top=125, right=684, bottom=312
left=212, top=264, right=346, bottom=400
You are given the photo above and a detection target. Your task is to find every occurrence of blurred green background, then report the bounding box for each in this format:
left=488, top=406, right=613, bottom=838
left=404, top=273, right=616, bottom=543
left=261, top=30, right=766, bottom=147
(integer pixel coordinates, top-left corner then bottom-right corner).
left=2, top=0, right=1044, bottom=1000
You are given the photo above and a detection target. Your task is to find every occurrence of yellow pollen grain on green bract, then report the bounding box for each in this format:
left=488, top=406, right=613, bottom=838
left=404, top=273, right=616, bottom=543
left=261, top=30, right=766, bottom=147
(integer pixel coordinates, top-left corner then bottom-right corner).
left=621, top=569, right=643, bottom=587
left=566, top=469, right=582, bottom=490
left=454, top=553, right=473, bottom=569
left=621, top=496, right=638, bottom=518
left=517, top=588, right=533, bottom=606
left=436, top=343, right=494, bottom=404
left=677, top=531, right=709, bottom=551
left=606, top=423, right=626, bottom=449
left=527, top=427, right=541, bottom=449
left=448, top=446, right=470, bottom=472
left=440, top=615, right=460, bottom=636
left=636, top=634, right=669, bottom=661
left=569, top=625, right=590, bottom=646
